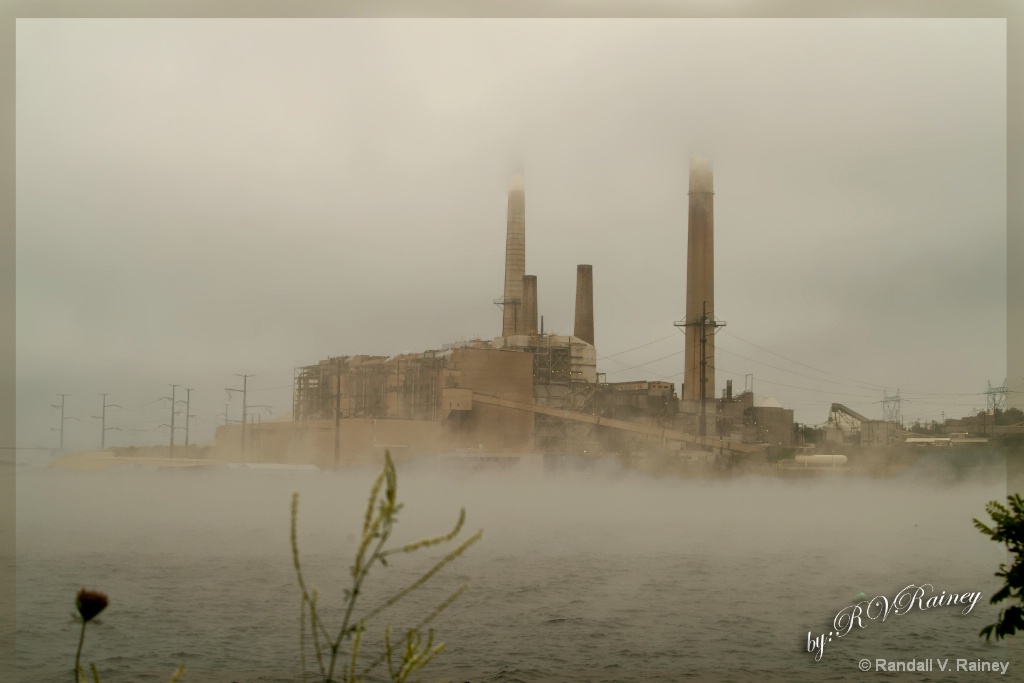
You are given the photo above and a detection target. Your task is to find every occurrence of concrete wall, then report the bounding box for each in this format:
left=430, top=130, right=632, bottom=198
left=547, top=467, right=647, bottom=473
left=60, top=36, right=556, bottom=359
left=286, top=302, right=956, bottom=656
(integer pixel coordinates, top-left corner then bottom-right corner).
left=215, top=417, right=443, bottom=468
left=861, top=420, right=895, bottom=447
left=750, top=406, right=794, bottom=447
left=446, top=347, right=534, bottom=452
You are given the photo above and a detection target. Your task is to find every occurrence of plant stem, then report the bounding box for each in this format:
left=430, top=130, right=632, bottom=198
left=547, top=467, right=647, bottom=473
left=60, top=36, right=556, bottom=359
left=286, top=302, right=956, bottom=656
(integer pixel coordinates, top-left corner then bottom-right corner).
left=325, top=455, right=397, bottom=682
left=326, top=516, right=393, bottom=682
left=73, top=621, right=87, bottom=683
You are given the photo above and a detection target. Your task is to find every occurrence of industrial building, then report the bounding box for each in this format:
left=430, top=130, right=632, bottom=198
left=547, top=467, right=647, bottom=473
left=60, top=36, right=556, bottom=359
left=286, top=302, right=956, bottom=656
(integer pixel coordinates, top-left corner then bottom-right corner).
left=824, top=403, right=899, bottom=448
left=214, top=160, right=796, bottom=467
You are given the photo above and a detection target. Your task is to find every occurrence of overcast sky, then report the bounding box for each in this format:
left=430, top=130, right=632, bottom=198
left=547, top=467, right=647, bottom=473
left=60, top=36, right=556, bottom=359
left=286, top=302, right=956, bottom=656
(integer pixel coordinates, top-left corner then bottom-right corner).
left=15, top=18, right=1006, bottom=451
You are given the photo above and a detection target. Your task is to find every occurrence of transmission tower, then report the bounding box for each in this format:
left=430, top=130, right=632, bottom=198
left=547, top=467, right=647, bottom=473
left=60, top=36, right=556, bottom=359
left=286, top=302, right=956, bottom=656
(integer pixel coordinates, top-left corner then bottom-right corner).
left=881, top=389, right=904, bottom=426
left=985, top=379, right=1008, bottom=413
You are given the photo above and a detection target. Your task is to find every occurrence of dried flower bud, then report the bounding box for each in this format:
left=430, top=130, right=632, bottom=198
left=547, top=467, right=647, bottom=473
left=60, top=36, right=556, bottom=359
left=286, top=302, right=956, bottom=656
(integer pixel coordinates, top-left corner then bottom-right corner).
left=75, top=589, right=108, bottom=623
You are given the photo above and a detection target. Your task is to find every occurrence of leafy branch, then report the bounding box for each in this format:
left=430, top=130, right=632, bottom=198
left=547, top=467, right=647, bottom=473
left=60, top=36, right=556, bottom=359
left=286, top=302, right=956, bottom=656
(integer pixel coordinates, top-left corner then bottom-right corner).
left=291, top=450, right=482, bottom=682
left=974, top=493, right=1024, bottom=640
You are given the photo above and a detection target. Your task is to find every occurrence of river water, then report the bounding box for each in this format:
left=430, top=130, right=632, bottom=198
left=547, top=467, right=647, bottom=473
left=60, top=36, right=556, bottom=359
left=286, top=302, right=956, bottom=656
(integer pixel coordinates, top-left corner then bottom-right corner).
left=15, top=454, right=1022, bottom=682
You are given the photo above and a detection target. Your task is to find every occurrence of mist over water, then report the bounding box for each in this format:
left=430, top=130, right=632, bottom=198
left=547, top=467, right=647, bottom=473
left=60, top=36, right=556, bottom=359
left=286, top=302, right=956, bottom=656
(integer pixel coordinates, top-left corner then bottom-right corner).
left=16, top=455, right=1016, bottom=682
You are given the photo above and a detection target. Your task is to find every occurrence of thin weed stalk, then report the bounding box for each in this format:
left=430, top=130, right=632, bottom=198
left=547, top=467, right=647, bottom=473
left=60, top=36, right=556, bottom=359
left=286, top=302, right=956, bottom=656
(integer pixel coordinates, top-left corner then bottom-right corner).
left=291, top=450, right=481, bottom=682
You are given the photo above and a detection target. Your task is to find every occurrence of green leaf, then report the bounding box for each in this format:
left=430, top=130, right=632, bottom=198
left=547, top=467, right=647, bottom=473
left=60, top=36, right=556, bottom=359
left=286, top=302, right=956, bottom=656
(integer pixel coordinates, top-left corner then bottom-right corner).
left=977, top=495, right=1024, bottom=640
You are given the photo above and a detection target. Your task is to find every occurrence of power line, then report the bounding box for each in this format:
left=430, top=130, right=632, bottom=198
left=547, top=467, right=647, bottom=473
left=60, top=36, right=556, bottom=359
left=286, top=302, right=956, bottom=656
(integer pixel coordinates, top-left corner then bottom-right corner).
left=708, top=365, right=880, bottom=399
left=601, top=333, right=981, bottom=406
left=582, top=337, right=986, bottom=426
left=597, top=332, right=678, bottom=361
left=250, top=383, right=293, bottom=392
left=715, top=345, right=886, bottom=392
left=122, top=396, right=166, bottom=411
left=604, top=348, right=685, bottom=375
left=722, top=330, right=889, bottom=390
left=720, top=330, right=985, bottom=398
left=120, top=425, right=167, bottom=433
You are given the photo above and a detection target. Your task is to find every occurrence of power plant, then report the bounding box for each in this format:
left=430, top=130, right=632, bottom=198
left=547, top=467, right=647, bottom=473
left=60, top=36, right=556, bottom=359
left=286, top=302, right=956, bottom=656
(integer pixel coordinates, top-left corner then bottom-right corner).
left=214, top=158, right=797, bottom=468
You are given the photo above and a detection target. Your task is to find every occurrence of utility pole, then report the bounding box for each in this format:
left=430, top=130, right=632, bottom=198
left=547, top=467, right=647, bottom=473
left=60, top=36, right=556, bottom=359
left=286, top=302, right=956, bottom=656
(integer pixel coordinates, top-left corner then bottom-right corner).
left=98, top=394, right=108, bottom=449
left=93, top=394, right=120, bottom=450
left=50, top=393, right=72, bottom=451
left=335, top=358, right=342, bottom=467
left=228, top=375, right=252, bottom=457
left=217, top=403, right=242, bottom=428
left=675, top=300, right=725, bottom=438
left=167, top=384, right=178, bottom=457
left=239, top=375, right=249, bottom=454
left=245, top=405, right=271, bottom=461
left=183, top=388, right=193, bottom=452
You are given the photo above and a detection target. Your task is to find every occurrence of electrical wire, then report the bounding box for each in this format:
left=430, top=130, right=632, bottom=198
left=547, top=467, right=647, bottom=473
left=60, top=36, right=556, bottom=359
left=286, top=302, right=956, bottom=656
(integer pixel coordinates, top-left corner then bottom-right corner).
left=599, top=330, right=983, bottom=408
left=597, top=332, right=678, bottom=361
left=604, top=349, right=685, bottom=375
left=720, top=330, right=988, bottom=398
left=715, top=345, right=889, bottom=392
left=721, top=330, right=891, bottom=390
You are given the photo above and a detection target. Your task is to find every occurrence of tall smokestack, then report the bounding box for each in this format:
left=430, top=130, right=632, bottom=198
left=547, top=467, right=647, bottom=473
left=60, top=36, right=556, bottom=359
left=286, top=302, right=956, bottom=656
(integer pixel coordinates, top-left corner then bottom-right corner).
left=501, top=173, right=526, bottom=336
left=573, top=264, right=595, bottom=346
left=683, top=156, right=715, bottom=403
left=522, top=275, right=538, bottom=335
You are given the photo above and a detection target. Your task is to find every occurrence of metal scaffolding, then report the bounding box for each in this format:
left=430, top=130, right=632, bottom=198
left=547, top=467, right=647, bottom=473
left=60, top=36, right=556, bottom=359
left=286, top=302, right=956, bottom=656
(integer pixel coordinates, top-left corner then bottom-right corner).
left=293, top=364, right=324, bottom=422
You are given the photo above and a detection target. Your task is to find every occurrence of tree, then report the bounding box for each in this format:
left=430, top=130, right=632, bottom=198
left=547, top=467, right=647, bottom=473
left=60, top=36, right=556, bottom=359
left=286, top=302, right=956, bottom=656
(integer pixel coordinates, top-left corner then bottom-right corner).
left=995, top=407, right=1024, bottom=426
left=974, top=494, right=1024, bottom=640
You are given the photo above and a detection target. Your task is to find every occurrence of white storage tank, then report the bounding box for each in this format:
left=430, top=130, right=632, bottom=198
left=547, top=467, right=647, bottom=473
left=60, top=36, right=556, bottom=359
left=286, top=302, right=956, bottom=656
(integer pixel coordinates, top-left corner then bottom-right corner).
left=793, top=454, right=848, bottom=467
